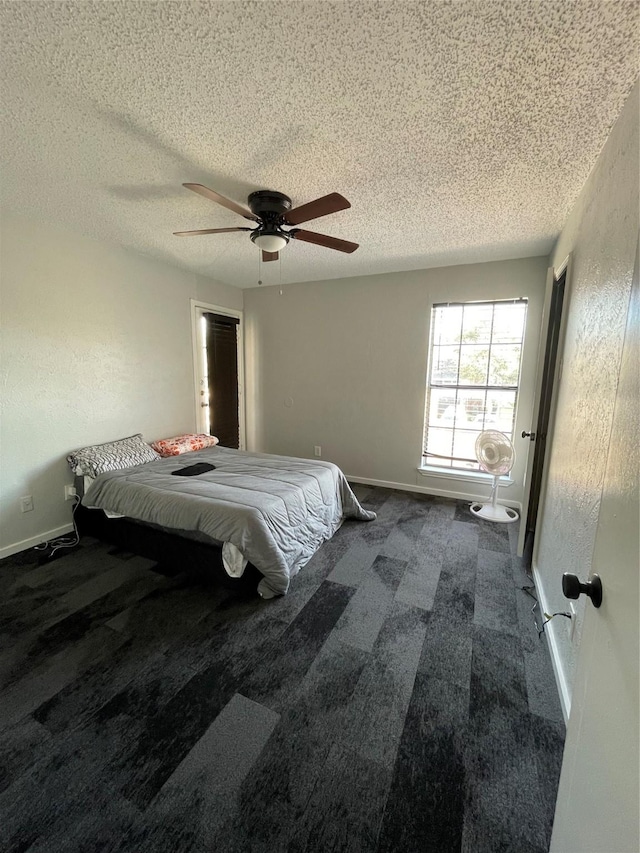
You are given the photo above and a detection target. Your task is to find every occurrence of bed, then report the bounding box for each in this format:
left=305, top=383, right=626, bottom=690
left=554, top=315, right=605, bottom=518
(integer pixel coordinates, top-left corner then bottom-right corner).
left=75, top=442, right=375, bottom=598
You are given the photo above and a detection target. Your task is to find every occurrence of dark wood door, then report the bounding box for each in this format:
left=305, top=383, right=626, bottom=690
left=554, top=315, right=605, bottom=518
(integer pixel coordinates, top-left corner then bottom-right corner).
left=522, top=270, right=566, bottom=566
left=204, top=312, right=240, bottom=449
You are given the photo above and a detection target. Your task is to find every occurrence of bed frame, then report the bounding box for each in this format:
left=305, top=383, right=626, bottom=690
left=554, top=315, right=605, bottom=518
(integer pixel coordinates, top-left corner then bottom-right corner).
left=75, top=504, right=263, bottom=592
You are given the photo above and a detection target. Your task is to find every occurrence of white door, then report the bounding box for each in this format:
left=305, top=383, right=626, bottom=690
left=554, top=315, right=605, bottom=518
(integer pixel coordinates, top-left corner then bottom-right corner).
left=550, top=244, right=639, bottom=852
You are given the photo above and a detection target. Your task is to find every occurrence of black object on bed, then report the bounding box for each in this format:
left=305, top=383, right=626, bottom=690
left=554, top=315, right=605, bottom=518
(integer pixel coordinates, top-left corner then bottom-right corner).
left=75, top=504, right=262, bottom=592
left=171, top=462, right=216, bottom=476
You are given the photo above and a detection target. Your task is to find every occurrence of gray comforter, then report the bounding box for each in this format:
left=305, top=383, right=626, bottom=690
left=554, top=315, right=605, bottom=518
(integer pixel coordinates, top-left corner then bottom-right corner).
left=82, top=447, right=375, bottom=598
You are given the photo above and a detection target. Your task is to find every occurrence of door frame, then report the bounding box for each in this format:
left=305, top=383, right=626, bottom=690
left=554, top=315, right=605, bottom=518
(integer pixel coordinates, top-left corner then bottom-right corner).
left=517, top=254, right=572, bottom=559
left=190, top=299, right=246, bottom=450
left=530, top=253, right=572, bottom=570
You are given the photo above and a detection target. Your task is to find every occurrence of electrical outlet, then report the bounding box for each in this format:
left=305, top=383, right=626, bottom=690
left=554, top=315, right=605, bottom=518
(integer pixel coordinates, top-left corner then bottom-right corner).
left=314, top=446, right=322, bottom=457
left=20, top=495, right=34, bottom=513
left=64, top=485, right=77, bottom=501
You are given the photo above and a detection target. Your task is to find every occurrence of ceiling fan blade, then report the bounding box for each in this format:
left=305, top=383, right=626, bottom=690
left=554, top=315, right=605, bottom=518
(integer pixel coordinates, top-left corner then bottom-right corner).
left=284, top=193, right=351, bottom=226
left=262, top=251, right=279, bottom=262
left=173, top=227, right=253, bottom=236
left=290, top=229, right=359, bottom=254
left=183, top=183, right=259, bottom=221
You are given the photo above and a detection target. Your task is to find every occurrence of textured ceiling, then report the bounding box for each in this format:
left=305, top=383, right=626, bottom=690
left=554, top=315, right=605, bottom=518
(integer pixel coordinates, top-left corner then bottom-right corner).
left=1, top=1, right=638, bottom=289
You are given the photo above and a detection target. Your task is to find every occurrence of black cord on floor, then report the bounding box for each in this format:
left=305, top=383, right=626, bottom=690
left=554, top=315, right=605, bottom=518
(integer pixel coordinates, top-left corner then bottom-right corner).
left=520, top=584, right=542, bottom=634
left=34, top=495, right=81, bottom=561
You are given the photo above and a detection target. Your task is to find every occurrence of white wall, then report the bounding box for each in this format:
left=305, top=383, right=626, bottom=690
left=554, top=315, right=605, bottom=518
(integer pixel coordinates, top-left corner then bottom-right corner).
left=244, top=256, right=547, bottom=505
left=535, top=80, right=639, bottom=713
left=0, top=213, right=242, bottom=556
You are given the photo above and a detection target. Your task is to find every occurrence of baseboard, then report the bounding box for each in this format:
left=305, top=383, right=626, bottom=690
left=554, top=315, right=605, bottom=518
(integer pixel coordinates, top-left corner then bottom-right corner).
left=347, top=475, right=522, bottom=511
left=531, top=560, right=572, bottom=723
left=0, top=524, right=74, bottom=560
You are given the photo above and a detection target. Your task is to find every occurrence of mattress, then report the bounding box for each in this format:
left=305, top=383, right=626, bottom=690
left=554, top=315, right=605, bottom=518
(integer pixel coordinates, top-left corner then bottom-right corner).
left=82, top=446, right=375, bottom=597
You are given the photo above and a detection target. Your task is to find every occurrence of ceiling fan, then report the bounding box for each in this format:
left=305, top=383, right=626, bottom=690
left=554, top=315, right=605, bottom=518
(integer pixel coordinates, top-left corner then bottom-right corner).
left=174, top=183, right=359, bottom=262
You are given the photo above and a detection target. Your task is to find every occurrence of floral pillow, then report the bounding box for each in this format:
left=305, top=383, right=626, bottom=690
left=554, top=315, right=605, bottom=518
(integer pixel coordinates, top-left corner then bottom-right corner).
left=67, top=434, right=160, bottom=478
left=151, top=433, right=219, bottom=457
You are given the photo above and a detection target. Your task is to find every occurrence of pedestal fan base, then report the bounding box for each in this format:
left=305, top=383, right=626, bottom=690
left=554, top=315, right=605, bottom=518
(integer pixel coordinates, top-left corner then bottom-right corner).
left=469, top=503, right=519, bottom=524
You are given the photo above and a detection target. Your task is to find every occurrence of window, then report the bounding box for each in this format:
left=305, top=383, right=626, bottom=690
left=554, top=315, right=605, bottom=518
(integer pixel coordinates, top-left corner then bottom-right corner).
left=422, top=299, right=528, bottom=471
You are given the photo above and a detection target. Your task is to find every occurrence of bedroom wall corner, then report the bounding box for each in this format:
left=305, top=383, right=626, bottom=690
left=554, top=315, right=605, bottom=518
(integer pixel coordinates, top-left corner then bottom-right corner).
left=0, top=214, right=243, bottom=557
left=194, top=273, right=243, bottom=313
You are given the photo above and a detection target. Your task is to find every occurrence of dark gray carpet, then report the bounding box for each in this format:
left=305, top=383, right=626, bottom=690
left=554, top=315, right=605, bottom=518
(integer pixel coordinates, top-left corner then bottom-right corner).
left=0, top=487, right=565, bottom=852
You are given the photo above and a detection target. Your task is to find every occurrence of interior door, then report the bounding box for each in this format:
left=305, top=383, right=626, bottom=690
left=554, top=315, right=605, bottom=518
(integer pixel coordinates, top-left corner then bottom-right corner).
left=204, top=312, right=241, bottom=448
left=550, top=241, right=639, bottom=852
left=517, top=263, right=567, bottom=558
left=191, top=301, right=245, bottom=449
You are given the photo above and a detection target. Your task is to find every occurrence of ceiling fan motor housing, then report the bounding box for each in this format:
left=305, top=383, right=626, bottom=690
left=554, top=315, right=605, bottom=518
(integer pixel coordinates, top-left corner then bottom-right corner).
left=248, top=190, right=292, bottom=220
left=248, top=190, right=293, bottom=251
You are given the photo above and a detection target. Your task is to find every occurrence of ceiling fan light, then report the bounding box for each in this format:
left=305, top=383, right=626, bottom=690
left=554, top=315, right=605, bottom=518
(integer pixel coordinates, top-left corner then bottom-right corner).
left=252, top=232, right=288, bottom=253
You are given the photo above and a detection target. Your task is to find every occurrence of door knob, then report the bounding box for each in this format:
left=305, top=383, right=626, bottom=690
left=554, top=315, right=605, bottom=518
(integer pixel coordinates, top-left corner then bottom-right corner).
left=562, top=573, right=603, bottom=608
left=522, top=431, right=536, bottom=440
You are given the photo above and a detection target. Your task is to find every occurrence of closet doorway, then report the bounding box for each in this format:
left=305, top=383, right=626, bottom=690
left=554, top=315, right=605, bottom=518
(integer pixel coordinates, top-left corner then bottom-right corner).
left=191, top=300, right=245, bottom=449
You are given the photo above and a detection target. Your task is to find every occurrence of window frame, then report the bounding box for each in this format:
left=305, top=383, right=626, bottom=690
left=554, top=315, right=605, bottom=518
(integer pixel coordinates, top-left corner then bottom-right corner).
left=421, top=298, right=528, bottom=476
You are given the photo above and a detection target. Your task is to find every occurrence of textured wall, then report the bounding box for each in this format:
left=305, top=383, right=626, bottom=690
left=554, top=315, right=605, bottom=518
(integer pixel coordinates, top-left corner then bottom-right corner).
left=0, top=214, right=242, bottom=555
left=244, top=256, right=546, bottom=505
left=535, top=81, right=639, bottom=705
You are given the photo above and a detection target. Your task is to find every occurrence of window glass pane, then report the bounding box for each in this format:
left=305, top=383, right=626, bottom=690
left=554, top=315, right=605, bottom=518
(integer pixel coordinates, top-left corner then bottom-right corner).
left=432, top=305, right=463, bottom=346
left=457, top=388, right=487, bottom=422
left=439, top=400, right=468, bottom=430
left=427, top=388, right=457, bottom=426
left=425, top=427, right=454, bottom=465
left=430, top=344, right=460, bottom=385
left=453, top=429, right=481, bottom=467
left=483, top=389, right=517, bottom=434
left=458, top=345, right=490, bottom=386
left=461, top=304, right=493, bottom=344
left=492, top=303, right=527, bottom=343
left=489, top=345, right=522, bottom=386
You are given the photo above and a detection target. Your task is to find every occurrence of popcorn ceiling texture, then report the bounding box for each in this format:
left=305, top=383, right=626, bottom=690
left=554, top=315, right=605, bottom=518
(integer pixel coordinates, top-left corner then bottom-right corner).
left=0, top=1, right=638, bottom=288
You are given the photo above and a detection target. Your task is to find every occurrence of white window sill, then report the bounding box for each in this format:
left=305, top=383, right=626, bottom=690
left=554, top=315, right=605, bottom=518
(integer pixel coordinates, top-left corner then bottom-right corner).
left=418, top=465, right=514, bottom=487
